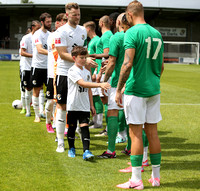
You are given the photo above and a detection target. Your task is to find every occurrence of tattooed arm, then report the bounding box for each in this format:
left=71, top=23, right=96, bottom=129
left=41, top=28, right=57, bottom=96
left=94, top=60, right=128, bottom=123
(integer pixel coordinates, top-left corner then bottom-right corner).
left=115, top=48, right=135, bottom=107
left=104, top=55, right=116, bottom=82
left=117, top=48, right=135, bottom=91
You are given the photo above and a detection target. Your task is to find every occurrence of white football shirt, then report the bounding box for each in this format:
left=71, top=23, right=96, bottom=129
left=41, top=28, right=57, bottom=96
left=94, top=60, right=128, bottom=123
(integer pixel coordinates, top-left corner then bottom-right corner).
left=21, top=33, right=33, bottom=71
left=32, top=28, right=50, bottom=69
left=47, top=32, right=55, bottom=78
left=67, top=65, right=91, bottom=112
left=55, top=23, right=87, bottom=76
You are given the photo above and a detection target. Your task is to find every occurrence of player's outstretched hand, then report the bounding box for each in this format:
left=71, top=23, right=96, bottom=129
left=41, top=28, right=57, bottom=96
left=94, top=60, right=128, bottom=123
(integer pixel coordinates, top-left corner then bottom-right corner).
left=100, top=82, right=111, bottom=91
left=86, top=57, right=98, bottom=68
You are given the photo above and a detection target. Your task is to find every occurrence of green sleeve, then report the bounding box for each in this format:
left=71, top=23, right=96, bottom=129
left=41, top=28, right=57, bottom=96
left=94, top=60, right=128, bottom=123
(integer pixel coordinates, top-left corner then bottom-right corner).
left=109, top=35, right=119, bottom=58
left=124, top=29, right=136, bottom=50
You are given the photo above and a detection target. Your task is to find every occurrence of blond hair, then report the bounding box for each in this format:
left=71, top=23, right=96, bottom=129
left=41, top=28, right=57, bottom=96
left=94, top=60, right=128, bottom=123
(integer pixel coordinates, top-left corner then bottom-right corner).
left=126, top=0, right=144, bottom=16
left=99, top=15, right=110, bottom=28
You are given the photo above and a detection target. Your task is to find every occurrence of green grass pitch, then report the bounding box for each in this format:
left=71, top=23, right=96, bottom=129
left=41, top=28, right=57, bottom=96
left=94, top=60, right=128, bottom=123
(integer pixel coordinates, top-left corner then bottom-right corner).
left=0, top=61, right=200, bottom=191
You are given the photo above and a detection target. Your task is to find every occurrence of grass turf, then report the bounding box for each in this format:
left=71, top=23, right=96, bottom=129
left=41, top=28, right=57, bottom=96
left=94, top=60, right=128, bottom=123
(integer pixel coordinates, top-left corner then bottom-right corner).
left=0, top=61, right=200, bottom=191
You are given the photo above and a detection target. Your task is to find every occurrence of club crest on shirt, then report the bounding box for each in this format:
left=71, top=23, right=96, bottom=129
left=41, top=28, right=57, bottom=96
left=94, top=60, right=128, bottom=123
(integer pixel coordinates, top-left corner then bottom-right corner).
left=57, top=94, right=61, bottom=100
left=82, top=35, right=85, bottom=40
left=46, top=91, right=50, bottom=97
left=32, top=80, right=37, bottom=85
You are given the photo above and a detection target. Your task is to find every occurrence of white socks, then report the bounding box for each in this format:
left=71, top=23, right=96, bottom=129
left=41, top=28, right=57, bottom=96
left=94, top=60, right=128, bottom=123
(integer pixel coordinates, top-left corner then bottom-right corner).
left=32, top=96, right=39, bottom=118
left=45, top=99, right=54, bottom=124
left=93, top=113, right=103, bottom=127
left=39, top=89, right=44, bottom=114
left=56, top=108, right=66, bottom=142
left=131, top=167, right=142, bottom=182
left=25, top=90, right=31, bottom=114
left=21, top=90, right=26, bottom=109
left=152, top=165, right=160, bottom=179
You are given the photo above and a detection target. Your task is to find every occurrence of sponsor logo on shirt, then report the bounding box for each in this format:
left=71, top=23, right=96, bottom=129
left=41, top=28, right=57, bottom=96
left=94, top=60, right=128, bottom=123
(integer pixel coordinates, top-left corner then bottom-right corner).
left=35, top=39, right=39, bottom=43
left=69, top=35, right=73, bottom=39
left=55, top=38, right=61, bottom=44
left=22, top=43, right=25, bottom=46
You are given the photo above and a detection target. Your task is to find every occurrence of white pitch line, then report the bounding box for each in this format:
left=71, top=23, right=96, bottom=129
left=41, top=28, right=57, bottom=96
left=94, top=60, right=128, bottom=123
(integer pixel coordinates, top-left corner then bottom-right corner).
left=161, top=103, right=200, bottom=106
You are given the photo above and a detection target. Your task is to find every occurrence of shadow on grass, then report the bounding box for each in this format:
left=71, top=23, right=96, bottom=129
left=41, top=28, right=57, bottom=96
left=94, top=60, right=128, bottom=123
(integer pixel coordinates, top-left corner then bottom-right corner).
left=161, top=160, right=200, bottom=171
left=162, top=179, right=200, bottom=189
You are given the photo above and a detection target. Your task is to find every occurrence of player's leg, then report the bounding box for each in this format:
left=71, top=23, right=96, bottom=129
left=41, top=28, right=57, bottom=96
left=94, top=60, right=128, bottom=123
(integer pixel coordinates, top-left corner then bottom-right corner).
left=55, top=75, right=67, bottom=152
left=145, top=94, right=162, bottom=187
left=45, top=78, right=55, bottom=133
left=67, top=111, right=77, bottom=157
left=20, top=71, right=26, bottom=114
left=117, top=95, right=145, bottom=189
left=116, top=110, right=127, bottom=143
left=31, top=67, right=43, bottom=122
left=79, top=112, right=94, bottom=161
left=98, top=88, right=120, bottom=158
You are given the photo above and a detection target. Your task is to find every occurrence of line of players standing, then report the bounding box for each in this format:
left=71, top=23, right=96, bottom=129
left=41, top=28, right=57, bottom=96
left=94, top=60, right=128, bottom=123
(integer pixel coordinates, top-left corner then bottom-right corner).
left=19, top=3, right=149, bottom=164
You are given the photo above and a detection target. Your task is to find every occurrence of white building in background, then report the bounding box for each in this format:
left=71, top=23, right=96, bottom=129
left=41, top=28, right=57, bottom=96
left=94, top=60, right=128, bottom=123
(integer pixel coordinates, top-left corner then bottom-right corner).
left=1, top=0, right=200, bottom=10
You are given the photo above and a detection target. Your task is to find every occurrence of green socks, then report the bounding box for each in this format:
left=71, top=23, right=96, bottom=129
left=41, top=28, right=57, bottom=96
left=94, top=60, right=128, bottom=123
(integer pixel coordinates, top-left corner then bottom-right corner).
left=130, top=155, right=143, bottom=167
left=107, top=116, right=118, bottom=152
left=150, top=153, right=161, bottom=165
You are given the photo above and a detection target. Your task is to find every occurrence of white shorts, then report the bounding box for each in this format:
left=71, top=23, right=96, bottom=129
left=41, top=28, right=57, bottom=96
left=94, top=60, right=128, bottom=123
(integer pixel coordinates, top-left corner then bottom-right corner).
left=124, top=94, right=162, bottom=125
left=107, top=87, right=124, bottom=110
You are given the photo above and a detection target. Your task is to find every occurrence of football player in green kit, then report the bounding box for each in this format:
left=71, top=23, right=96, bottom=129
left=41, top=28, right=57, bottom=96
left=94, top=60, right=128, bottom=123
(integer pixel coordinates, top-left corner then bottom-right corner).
left=84, top=21, right=104, bottom=129
left=115, top=1, right=164, bottom=189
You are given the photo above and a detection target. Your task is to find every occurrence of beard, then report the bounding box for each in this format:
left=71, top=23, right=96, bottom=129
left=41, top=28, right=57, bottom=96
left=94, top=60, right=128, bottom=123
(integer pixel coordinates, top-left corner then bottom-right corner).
left=44, top=23, right=51, bottom=31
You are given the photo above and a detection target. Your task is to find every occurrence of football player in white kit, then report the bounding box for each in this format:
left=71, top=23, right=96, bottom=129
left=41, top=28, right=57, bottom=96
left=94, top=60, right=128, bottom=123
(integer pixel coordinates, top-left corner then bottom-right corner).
left=21, top=20, right=41, bottom=117
left=45, top=13, right=67, bottom=133
left=31, top=12, right=52, bottom=123
left=55, top=3, right=97, bottom=153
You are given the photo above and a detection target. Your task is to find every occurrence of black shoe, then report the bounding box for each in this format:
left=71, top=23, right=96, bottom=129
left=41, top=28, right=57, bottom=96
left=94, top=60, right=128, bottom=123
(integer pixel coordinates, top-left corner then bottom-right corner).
left=97, top=151, right=116, bottom=158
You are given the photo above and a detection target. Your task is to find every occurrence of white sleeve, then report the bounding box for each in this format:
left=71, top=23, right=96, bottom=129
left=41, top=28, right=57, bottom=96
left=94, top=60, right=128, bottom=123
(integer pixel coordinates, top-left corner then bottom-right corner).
left=55, top=30, right=67, bottom=47
left=33, top=32, right=42, bottom=45
left=21, top=36, right=26, bottom=49
left=68, top=67, right=82, bottom=83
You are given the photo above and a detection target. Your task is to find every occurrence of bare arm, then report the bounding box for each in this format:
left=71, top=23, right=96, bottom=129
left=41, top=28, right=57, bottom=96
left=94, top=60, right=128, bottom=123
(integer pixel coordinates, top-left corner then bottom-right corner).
left=89, top=48, right=109, bottom=59
left=77, top=79, right=111, bottom=90
left=104, top=55, right=116, bottom=82
left=88, top=88, right=96, bottom=116
left=21, top=48, right=32, bottom=58
left=56, top=46, right=74, bottom=62
left=36, top=44, right=48, bottom=55
left=116, top=48, right=135, bottom=91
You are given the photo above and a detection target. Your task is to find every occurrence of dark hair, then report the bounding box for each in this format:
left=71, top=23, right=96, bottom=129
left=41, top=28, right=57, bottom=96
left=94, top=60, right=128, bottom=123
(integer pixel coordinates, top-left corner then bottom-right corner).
left=71, top=46, right=88, bottom=57
left=39, top=12, right=51, bottom=22
left=56, top=13, right=65, bottom=22
left=31, top=20, right=40, bottom=27
left=121, top=14, right=129, bottom=25
left=65, top=3, right=79, bottom=12
left=109, top=12, right=120, bottom=22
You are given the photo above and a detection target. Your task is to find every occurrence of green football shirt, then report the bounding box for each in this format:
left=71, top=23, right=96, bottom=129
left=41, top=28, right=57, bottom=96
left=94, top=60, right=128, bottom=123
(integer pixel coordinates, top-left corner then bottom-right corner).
left=109, top=31, right=125, bottom=88
left=124, top=24, right=164, bottom=97
left=88, top=35, right=100, bottom=75
left=96, top=30, right=113, bottom=73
